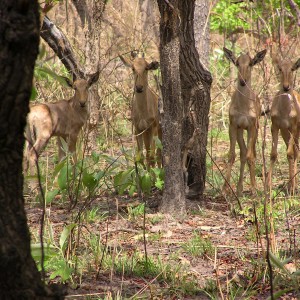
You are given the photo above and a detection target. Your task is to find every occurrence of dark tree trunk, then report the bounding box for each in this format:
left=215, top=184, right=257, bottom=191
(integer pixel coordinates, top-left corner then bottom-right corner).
left=157, top=0, right=212, bottom=214
left=179, top=0, right=212, bottom=199
left=157, top=0, right=186, bottom=215
left=0, top=1, right=64, bottom=299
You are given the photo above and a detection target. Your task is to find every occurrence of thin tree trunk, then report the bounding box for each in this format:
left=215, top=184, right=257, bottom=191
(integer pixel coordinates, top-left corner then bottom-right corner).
left=0, top=1, right=64, bottom=299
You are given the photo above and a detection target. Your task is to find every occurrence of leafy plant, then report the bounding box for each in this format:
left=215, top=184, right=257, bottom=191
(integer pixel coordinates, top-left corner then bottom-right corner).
left=31, top=223, right=77, bottom=282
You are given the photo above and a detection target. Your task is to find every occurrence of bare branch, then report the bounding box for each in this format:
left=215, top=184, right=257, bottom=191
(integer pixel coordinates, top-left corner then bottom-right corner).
left=40, top=16, right=85, bottom=79
left=288, top=0, right=300, bottom=26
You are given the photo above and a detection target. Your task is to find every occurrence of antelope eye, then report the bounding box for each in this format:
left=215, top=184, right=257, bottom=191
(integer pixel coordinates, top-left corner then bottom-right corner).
left=236, top=62, right=239, bottom=67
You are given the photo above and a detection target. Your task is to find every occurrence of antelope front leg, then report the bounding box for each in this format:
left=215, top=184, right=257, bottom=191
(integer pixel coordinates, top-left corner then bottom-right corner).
left=246, top=125, right=258, bottom=195
left=268, top=123, right=279, bottom=193
left=222, top=123, right=237, bottom=194
left=143, top=128, right=155, bottom=169
left=237, top=128, right=247, bottom=196
left=135, top=131, right=144, bottom=166
left=285, top=129, right=297, bottom=194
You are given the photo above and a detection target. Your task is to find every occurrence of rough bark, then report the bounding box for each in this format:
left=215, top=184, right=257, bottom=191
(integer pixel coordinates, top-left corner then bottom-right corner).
left=179, top=0, right=212, bottom=199
left=157, top=0, right=212, bottom=214
left=158, top=0, right=186, bottom=215
left=194, top=0, right=210, bottom=68
left=0, top=1, right=64, bottom=299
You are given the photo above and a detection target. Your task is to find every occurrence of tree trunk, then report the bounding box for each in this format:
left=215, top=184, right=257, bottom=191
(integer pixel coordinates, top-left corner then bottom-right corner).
left=0, top=1, right=64, bottom=299
left=157, top=0, right=212, bottom=214
left=194, top=0, right=210, bottom=68
left=180, top=0, right=212, bottom=199
left=77, top=0, right=106, bottom=153
left=157, top=0, right=186, bottom=215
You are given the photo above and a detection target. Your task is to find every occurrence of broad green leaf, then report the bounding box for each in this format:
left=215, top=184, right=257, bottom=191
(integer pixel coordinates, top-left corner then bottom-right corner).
left=49, top=260, right=73, bottom=282
left=35, top=66, right=70, bottom=87
left=82, top=170, right=97, bottom=190
left=57, top=164, right=69, bottom=190
left=30, top=86, right=37, bottom=100
left=141, top=173, right=151, bottom=195
left=59, top=223, right=76, bottom=251
left=46, top=189, right=60, bottom=204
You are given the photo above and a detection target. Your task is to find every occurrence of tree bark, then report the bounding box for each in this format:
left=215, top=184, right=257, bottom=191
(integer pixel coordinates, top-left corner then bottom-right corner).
left=0, top=1, right=64, bottom=299
left=179, top=0, right=212, bottom=199
left=194, top=0, right=210, bottom=68
left=157, top=0, right=186, bottom=215
left=157, top=0, right=212, bottom=214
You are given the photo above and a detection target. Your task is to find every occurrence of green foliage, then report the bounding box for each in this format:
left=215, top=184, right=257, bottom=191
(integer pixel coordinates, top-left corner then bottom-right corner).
left=31, top=223, right=77, bottom=282
left=211, top=0, right=250, bottom=33
left=113, top=161, right=164, bottom=196
left=127, top=203, right=145, bottom=220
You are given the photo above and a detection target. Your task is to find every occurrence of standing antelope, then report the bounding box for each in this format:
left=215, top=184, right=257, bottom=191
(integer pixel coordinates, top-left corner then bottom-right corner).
left=24, top=72, right=99, bottom=175
left=222, top=47, right=267, bottom=196
left=268, top=54, right=300, bottom=194
left=119, top=51, right=162, bottom=168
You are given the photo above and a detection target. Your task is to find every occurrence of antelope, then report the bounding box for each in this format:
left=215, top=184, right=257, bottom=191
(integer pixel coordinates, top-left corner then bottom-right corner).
left=268, top=54, right=300, bottom=194
left=222, top=47, right=267, bottom=196
left=24, top=72, right=99, bottom=175
left=119, top=51, right=162, bottom=168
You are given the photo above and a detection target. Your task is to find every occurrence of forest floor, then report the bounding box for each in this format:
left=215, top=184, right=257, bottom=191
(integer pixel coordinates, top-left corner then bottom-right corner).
left=25, top=185, right=300, bottom=299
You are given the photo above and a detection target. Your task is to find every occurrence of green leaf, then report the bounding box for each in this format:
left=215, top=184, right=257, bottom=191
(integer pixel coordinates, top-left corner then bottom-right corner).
left=59, top=223, right=76, bottom=252
left=141, top=173, right=151, bottom=195
left=46, top=189, right=60, bottom=204
left=30, top=86, right=37, bottom=100
left=266, top=289, right=293, bottom=300
left=269, top=252, right=290, bottom=274
left=31, top=243, right=56, bottom=261
left=155, top=177, right=164, bottom=190
left=82, top=170, right=97, bottom=190
left=57, top=164, right=69, bottom=190
left=49, top=260, right=73, bottom=282
left=35, top=66, right=70, bottom=87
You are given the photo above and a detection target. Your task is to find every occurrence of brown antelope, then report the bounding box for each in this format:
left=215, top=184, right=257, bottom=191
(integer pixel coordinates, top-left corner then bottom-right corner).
left=268, top=54, right=300, bottom=194
left=24, top=72, right=99, bottom=175
left=222, top=47, right=267, bottom=196
left=119, top=51, right=162, bottom=168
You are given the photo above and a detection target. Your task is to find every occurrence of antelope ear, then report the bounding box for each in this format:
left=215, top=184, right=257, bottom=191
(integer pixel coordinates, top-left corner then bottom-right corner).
left=223, top=47, right=237, bottom=66
left=119, top=54, right=133, bottom=68
left=146, top=61, right=159, bottom=70
left=250, top=49, right=267, bottom=66
left=88, top=70, right=100, bottom=87
left=62, top=76, right=73, bottom=88
left=292, top=58, right=300, bottom=71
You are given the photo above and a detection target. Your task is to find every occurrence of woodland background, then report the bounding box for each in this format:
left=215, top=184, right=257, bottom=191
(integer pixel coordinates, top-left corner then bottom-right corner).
left=2, top=0, right=300, bottom=299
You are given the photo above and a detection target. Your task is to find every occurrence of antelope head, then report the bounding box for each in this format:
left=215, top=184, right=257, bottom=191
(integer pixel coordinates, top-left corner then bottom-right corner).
left=64, top=71, right=99, bottom=107
left=119, top=51, right=159, bottom=93
left=223, top=47, right=267, bottom=87
left=272, top=56, right=300, bottom=92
